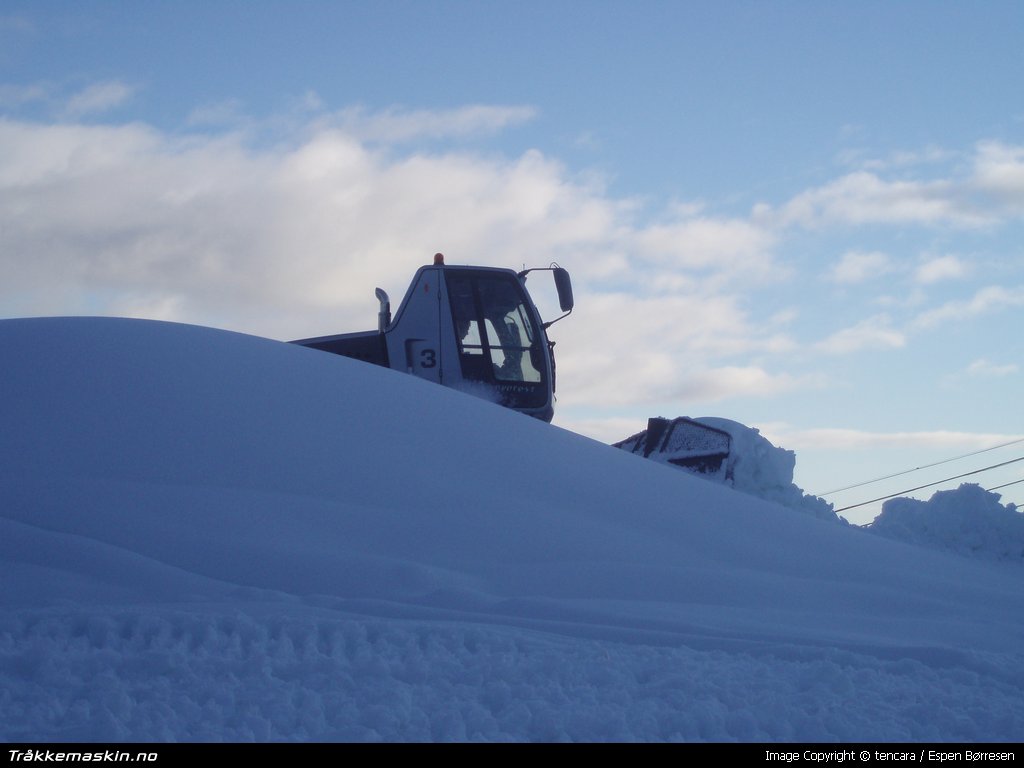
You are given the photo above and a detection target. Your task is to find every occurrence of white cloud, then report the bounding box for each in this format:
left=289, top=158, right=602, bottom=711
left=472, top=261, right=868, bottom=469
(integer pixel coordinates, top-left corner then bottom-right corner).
left=668, top=366, right=823, bottom=403
left=769, top=308, right=799, bottom=327
left=573, top=131, right=602, bottom=152
left=912, top=286, right=1024, bottom=331
left=815, top=315, right=905, bottom=355
left=630, top=216, right=777, bottom=275
left=555, top=292, right=754, bottom=406
left=108, top=293, right=188, bottom=323
left=298, top=89, right=325, bottom=113
left=827, top=250, right=892, bottom=284
left=332, top=104, right=538, bottom=143
left=0, top=114, right=740, bottom=352
left=859, top=145, right=955, bottom=172
left=551, top=286, right=804, bottom=410
left=762, top=426, right=1024, bottom=451
left=1, top=79, right=137, bottom=118
left=64, top=81, right=136, bottom=117
left=966, top=359, right=1019, bottom=378
left=0, top=82, right=49, bottom=110
left=186, top=99, right=247, bottom=127
left=914, top=255, right=969, bottom=284
left=971, top=140, right=1024, bottom=211
left=766, top=171, right=991, bottom=229
left=824, top=141, right=1024, bottom=226
left=4, top=110, right=1019, bottom=426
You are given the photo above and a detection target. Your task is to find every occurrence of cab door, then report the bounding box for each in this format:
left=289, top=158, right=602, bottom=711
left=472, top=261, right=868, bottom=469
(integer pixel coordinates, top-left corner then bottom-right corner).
left=443, top=269, right=552, bottom=418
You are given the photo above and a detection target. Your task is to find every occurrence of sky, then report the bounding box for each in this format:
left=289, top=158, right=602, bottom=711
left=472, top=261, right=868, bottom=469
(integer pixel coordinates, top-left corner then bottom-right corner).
left=2, top=316, right=1023, bottom=742
left=2, top=1, right=1023, bottom=523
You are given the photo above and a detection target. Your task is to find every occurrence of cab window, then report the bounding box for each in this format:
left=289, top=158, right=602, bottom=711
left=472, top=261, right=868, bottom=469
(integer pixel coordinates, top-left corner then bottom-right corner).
left=448, top=273, right=543, bottom=384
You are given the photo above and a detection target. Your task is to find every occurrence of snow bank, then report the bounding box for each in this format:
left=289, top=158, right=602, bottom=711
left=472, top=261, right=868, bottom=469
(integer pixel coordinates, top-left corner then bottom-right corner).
left=694, top=417, right=839, bottom=522
left=615, top=416, right=839, bottom=522
left=2, top=317, right=1024, bottom=742
left=614, top=417, right=1024, bottom=566
left=869, top=483, right=1024, bottom=563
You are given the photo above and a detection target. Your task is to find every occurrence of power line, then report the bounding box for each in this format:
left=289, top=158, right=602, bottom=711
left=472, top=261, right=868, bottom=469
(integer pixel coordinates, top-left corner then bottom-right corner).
left=985, top=479, right=1024, bottom=511
left=834, top=456, right=1024, bottom=514
left=987, top=478, right=1024, bottom=492
left=820, top=436, right=1024, bottom=496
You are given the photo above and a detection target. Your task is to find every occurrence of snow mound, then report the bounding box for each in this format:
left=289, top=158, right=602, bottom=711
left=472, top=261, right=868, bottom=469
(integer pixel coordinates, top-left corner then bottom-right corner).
left=614, top=418, right=1024, bottom=563
left=695, top=417, right=839, bottom=522
left=869, top=483, right=1024, bottom=563
left=615, top=416, right=839, bottom=523
left=3, top=316, right=1024, bottom=742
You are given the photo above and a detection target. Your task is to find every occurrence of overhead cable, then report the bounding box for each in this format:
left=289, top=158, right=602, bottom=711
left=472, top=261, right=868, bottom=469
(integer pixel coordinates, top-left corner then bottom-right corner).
left=834, top=456, right=1024, bottom=514
left=820, top=436, right=1024, bottom=496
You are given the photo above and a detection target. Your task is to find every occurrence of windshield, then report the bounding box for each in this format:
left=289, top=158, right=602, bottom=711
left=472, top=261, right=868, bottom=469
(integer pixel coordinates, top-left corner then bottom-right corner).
left=447, top=272, right=543, bottom=384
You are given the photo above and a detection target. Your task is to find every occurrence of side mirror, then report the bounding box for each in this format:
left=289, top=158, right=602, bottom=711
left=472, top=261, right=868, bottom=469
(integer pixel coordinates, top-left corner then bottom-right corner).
left=518, top=264, right=575, bottom=328
left=554, top=267, right=574, bottom=312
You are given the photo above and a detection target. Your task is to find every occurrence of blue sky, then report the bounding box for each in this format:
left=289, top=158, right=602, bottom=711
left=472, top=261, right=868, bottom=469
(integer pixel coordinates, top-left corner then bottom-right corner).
left=2, top=1, right=1023, bottom=522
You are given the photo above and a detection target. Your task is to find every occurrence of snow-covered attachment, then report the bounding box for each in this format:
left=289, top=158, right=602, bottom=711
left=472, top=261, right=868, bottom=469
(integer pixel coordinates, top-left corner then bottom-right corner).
left=614, top=417, right=733, bottom=480
left=615, top=416, right=842, bottom=522
left=291, top=254, right=573, bottom=422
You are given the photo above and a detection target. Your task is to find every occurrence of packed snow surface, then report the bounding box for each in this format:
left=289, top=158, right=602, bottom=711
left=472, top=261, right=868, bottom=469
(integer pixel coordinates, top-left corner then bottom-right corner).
left=2, top=317, right=1023, bottom=742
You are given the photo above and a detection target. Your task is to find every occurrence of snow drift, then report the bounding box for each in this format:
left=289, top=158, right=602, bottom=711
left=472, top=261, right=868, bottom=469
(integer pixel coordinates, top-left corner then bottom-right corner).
left=613, top=415, right=840, bottom=522
left=870, top=483, right=1024, bottom=563
left=2, top=317, right=1023, bottom=742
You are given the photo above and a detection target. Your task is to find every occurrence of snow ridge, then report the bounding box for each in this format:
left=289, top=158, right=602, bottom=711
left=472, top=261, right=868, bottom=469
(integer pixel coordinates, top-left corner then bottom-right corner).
left=2, top=317, right=1023, bottom=742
